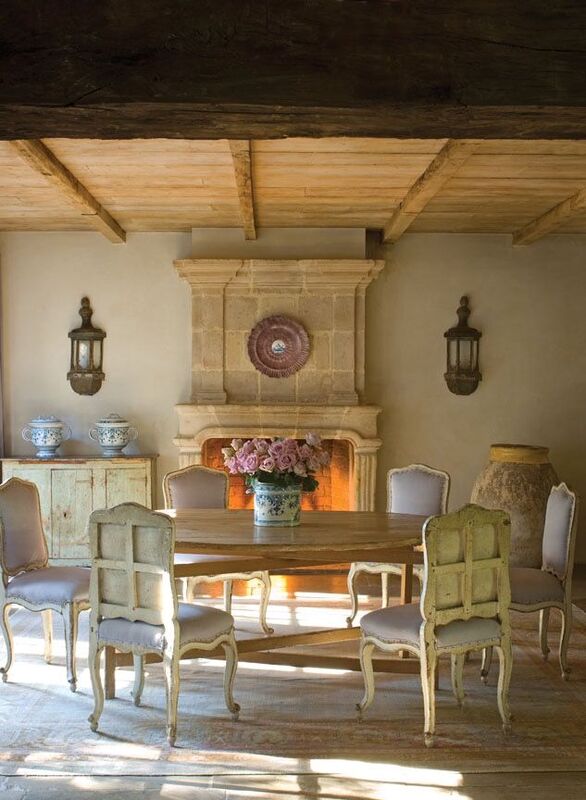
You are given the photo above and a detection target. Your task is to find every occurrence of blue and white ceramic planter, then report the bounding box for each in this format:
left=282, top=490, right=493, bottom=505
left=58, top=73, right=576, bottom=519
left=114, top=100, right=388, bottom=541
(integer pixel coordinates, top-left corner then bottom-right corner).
left=253, top=483, right=302, bottom=527
left=22, top=416, right=71, bottom=459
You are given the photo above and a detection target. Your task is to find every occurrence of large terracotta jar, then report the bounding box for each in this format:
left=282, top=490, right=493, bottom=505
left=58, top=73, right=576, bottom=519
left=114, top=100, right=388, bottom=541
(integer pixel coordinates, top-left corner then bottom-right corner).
left=471, top=444, right=558, bottom=567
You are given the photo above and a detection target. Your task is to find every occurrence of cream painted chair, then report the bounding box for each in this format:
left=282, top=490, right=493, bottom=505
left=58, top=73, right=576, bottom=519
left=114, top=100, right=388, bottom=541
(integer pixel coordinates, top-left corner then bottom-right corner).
left=481, top=482, right=578, bottom=682
left=87, top=502, right=240, bottom=746
left=0, top=477, right=90, bottom=691
left=164, top=465, right=273, bottom=635
left=347, top=464, right=450, bottom=626
left=357, top=504, right=513, bottom=747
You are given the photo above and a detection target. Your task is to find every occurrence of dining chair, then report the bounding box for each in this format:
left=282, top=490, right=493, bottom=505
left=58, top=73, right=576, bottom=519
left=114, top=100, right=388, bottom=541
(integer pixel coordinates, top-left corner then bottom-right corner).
left=480, top=482, right=578, bottom=682
left=0, top=477, right=90, bottom=691
left=356, top=504, right=513, bottom=747
left=164, top=464, right=273, bottom=635
left=87, top=502, right=240, bottom=746
left=346, top=464, right=450, bottom=626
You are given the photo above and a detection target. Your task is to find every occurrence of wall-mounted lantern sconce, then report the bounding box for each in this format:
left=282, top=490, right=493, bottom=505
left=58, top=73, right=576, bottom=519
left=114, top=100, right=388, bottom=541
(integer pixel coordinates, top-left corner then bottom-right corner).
left=444, top=296, right=482, bottom=395
left=67, top=297, right=106, bottom=395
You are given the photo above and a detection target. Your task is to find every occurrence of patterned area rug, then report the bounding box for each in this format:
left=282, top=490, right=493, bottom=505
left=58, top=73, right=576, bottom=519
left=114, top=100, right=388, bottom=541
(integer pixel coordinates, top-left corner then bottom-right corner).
left=1, top=588, right=585, bottom=778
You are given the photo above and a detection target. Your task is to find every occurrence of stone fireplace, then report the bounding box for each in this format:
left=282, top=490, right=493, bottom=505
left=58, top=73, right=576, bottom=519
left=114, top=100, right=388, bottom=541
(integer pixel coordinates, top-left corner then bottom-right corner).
left=173, top=256, right=384, bottom=511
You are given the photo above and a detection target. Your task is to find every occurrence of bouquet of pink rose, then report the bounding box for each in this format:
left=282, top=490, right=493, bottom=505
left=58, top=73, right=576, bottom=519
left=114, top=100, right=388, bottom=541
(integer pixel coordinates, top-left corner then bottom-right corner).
left=222, top=433, right=330, bottom=493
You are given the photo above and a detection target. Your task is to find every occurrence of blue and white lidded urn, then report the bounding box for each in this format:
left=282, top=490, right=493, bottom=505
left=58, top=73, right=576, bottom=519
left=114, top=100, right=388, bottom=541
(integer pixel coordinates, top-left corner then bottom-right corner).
left=89, top=413, right=138, bottom=457
left=22, top=416, right=72, bottom=459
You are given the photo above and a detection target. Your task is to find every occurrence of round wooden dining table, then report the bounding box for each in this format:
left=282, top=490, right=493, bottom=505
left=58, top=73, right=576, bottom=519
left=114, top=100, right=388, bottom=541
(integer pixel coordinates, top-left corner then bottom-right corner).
left=105, top=509, right=427, bottom=697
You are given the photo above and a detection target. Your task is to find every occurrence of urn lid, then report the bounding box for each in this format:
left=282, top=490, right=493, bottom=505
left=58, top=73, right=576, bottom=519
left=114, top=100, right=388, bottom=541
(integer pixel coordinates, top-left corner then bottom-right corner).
left=29, top=415, right=66, bottom=428
left=94, top=413, right=130, bottom=428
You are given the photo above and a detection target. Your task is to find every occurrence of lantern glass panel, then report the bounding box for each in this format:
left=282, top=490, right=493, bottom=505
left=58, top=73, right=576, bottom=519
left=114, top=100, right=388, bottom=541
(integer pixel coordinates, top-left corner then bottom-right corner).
left=78, top=340, right=91, bottom=370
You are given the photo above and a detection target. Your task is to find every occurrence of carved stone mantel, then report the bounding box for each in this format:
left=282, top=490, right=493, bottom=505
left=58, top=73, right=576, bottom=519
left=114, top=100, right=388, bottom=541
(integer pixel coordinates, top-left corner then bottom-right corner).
left=174, top=403, right=382, bottom=511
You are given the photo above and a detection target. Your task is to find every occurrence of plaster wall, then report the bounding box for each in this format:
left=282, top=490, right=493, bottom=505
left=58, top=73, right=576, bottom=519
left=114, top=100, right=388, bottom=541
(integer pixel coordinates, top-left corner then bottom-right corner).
left=366, top=234, right=586, bottom=563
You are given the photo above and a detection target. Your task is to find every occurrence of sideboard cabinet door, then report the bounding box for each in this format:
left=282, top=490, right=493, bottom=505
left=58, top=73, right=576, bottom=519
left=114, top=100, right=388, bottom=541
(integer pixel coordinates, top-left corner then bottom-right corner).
left=1, top=457, right=156, bottom=564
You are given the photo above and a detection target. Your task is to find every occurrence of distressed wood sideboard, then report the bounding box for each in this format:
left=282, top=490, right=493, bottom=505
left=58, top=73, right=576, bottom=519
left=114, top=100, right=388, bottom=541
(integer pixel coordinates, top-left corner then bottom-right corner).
left=1, top=456, right=157, bottom=564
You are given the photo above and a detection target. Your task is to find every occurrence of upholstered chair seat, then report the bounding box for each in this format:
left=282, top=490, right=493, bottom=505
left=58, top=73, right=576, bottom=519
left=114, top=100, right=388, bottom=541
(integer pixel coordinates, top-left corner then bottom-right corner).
left=481, top=483, right=579, bottom=682
left=164, top=465, right=273, bottom=635
left=88, top=503, right=240, bottom=746
left=357, top=504, right=513, bottom=747
left=347, top=464, right=450, bottom=626
left=0, top=478, right=90, bottom=691
left=99, top=603, right=233, bottom=651
left=362, top=603, right=502, bottom=650
left=509, top=567, right=564, bottom=606
left=7, top=566, right=90, bottom=607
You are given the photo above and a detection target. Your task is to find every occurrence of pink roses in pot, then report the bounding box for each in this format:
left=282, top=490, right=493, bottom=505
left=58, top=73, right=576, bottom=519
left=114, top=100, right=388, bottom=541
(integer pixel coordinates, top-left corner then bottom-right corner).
left=222, top=433, right=330, bottom=493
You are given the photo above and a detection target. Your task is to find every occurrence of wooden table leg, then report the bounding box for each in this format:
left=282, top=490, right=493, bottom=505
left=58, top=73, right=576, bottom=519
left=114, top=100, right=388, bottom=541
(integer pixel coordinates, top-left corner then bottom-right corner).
left=400, top=563, right=414, bottom=605
left=104, top=646, right=116, bottom=699
left=400, top=564, right=414, bottom=658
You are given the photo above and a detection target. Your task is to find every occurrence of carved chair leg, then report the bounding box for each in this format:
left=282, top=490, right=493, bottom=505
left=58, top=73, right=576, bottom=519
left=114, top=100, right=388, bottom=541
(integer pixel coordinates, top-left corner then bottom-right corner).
left=163, top=653, right=180, bottom=747
left=0, top=603, right=14, bottom=682
left=356, top=639, right=376, bottom=719
left=539, top=608, right=551, bottom=660
left=223, top=579, right=234, bottom=615
left=221, top=633, right=241, bottom=720
left=381, top=573, right=390, bottom=608
left=450, top=652, right=465, bottom=707
left=559, top=603, right=573, bottom=680
left=480, top=646, right=493, bottom=684
left=62, top=604, right=80, bottom=692
left=132, top=655, right=145, bottom=706
left=88, top=639, right=104, bottom=733
left=420, top=646, right=437, bottom=747
left=257, top=572, right=274, bottom=635
left=496, top=637, right=513, bottom=733
left=41, top=609, right=53, bottom=664
left=346, top=563, right=360, bottom=627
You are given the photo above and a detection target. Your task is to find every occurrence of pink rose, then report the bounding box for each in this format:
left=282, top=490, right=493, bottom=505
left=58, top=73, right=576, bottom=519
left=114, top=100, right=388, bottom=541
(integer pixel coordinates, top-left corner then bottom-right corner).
left=243, top=453, right=260, bottom=473
left=269, top=440, right=285, bottom=457
left=259, top=456, right=275, bottom=473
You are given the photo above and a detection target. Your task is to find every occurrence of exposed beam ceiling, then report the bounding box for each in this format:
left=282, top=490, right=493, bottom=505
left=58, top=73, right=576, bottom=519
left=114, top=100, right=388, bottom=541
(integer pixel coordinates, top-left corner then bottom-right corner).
left=10, top=140, right=126, bottom=243
left=513, top=189, right=586, bottom=246
left=228, top=140, right=256, bottom=240
left=382, top=141, right=475, bottom=243
left=1, top=3, right=586, bottom=139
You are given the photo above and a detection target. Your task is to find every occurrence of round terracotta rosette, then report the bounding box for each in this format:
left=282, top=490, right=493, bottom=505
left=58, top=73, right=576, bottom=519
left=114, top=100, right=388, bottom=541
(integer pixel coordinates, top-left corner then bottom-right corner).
left=247, top=315, right=310, bottom=378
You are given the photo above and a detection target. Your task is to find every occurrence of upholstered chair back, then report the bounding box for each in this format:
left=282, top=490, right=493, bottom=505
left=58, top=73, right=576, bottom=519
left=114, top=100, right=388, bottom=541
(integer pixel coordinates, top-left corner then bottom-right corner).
left=386, top=465, right=450, bottom=516
left=88, top=503, right=177, bottom=629
left=420, top=504, right=511, bottom=630
left=163, top=465, right=228, bottom=510
left=541, top=483, right=578, bottom=582
left=0, top=478, right=49, bottom=578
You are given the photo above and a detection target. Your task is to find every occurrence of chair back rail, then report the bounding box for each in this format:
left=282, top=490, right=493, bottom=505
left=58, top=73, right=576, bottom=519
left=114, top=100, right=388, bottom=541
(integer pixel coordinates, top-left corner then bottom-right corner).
left=541, top=483, right=578, bottom=583
left=421, top=504, right=511, bottom=629
left=387, top=464, right=450, bottom=517
left=88, top=503, right=177, bottom=633
left=163, top=465, right=228, bottom=510
left=0, top=477, right=49, bottom=578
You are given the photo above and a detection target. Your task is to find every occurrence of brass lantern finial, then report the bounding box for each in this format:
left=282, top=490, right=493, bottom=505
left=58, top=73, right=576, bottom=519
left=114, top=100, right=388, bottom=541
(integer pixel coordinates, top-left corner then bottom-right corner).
left=67, top=297, right=106, bottom=395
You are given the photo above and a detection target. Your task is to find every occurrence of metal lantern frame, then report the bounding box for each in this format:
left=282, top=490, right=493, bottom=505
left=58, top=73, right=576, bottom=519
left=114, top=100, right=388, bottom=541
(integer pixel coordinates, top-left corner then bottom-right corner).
left=444, top=296, right=482, bottom=396
left=67, top=297, right=106, bottom=396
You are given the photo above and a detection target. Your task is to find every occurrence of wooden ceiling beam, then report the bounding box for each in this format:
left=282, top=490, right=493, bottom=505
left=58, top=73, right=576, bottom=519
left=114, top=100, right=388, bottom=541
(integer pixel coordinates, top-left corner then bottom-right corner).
left=228, top=140, right=256, bottom=240
left=10, top=140, right=126, bottom=243
left=2, top=3, right=586, bottom=140
left=382, top=140, right=475, bottom=243
left=513, top=189, right=586, bottom=246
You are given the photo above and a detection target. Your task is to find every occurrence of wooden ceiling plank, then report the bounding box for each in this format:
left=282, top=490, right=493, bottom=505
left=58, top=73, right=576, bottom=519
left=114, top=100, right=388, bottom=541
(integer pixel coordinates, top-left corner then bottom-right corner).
left=382, top=140, right=475, bottom=243
left=512, top=189, right=586, bottom=245
left=10, top=139, right=126, bottom=243
left=228, top=140, right=256, bottom=239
